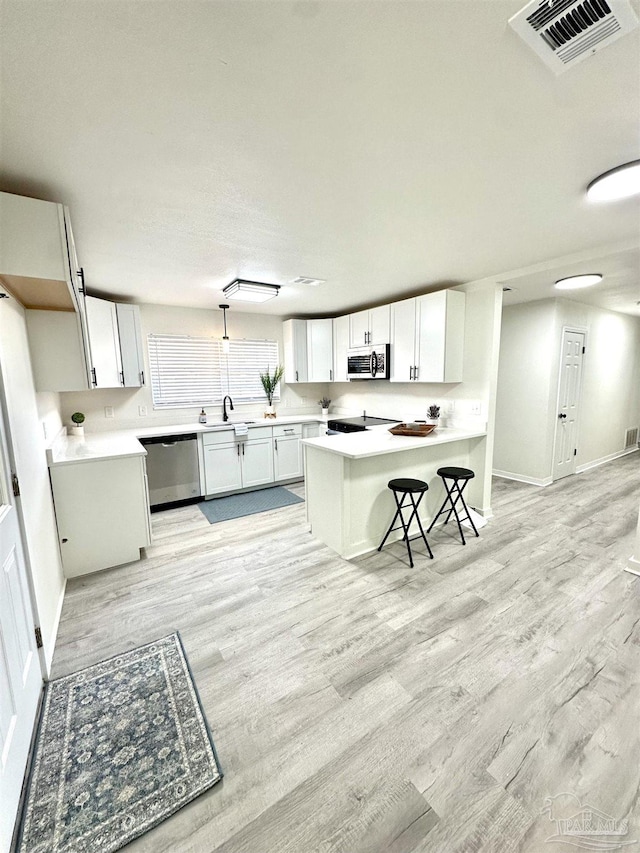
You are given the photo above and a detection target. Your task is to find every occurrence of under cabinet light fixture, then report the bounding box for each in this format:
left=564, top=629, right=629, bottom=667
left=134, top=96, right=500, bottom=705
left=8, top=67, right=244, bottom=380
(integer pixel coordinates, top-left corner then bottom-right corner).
left=219, top=303, right=230, bottom=353
left=587, top=160, right=640, bottom=202
left=223, top=279, right=280, bottom=303
left=554, top=274, right=602, bottom=290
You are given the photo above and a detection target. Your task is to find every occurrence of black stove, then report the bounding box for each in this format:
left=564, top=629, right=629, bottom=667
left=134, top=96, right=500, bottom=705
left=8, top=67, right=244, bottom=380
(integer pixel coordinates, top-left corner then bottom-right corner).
left=327, top=415, right=399, bottom=433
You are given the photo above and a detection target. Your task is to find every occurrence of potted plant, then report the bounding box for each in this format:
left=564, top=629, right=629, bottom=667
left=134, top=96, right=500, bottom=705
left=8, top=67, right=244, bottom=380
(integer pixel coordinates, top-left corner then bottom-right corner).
left=427, top=404, right=440, bottom=425
left=318, top=397, right=331, bottom=416
left=259, top=365, right=284, bottom=419
left=70, top=412, right=85, bottom=436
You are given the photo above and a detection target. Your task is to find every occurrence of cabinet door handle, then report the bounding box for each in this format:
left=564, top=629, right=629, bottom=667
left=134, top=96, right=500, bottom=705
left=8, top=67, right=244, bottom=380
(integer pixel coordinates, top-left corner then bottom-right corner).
left=242, top=444, right=245, bottom=455
left=284, top=429, right=294, bottom=434
left=76, top=267, right=86, bottom=294
left=295, top=370, right=298, bottom=382
left=414, top=365, right=419, bottom=380
left=140, top=370, right=145, bottom=386
left=237, top=444, right=240, bottom=456
left=91, top=367, right=97, bottom=387
left=409, top=366, right=413, bottom=380
left=120, top=371, right=125, bottom=386
left=275, top=438, right=278, bottom=451
left=330, top=369, right=333, bottom=381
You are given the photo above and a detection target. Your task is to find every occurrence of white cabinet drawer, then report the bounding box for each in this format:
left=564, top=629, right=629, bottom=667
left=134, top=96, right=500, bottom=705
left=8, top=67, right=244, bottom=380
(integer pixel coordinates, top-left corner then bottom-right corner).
left=202, top=428, right=235, bottom=446
left=273, top=423, right=302, bottom=438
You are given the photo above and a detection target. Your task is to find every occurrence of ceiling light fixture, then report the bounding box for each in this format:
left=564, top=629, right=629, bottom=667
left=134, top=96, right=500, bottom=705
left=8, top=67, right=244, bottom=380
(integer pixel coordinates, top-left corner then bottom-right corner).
left=587, top=160, right=640, bottom=202
left=554, top=274, right=602, bottom=290
left=223, top=279, right=280, bottom=303
left=219, top=303, right=230, bottom=353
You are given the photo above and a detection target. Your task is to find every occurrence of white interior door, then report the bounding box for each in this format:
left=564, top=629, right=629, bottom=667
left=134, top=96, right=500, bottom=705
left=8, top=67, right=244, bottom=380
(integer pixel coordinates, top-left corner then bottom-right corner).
left=0, top=408, right=43, bottom=853
left=553, top=329, right=585, bottom=481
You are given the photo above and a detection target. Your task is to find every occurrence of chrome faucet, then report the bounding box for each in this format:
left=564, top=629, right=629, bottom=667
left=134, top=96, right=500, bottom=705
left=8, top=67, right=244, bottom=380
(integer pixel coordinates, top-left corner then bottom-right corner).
left=222, top=395, right=234, bottom=422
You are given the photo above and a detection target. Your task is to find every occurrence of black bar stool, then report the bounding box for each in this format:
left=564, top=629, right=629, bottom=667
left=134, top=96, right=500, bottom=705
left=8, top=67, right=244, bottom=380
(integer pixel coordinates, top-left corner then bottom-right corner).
left=377, top=478, right=433, bottom=567
left=428, top=466, right=479, bottom=545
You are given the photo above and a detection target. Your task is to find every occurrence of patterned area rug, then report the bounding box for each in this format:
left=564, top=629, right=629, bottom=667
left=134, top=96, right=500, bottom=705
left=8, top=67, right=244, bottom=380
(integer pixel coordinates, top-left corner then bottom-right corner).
left=198, top=485, right=303, bottom=524
left=16, top=633, right=222, bottom=853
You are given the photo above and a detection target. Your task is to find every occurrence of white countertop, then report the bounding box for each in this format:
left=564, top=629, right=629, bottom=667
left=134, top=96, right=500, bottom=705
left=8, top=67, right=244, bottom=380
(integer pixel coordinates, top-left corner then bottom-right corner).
left=302, top=425, right=487, bottom=459
left=47, top=415, right=325, bottom=466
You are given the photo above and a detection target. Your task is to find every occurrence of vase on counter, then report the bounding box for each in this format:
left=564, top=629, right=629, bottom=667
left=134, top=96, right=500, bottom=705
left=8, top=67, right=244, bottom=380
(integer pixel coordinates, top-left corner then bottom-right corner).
left=69, top=425, right=84, bottom=437
left=265, top=405, right=277, bottom=419
left=321, top=407, right=329, bottom=417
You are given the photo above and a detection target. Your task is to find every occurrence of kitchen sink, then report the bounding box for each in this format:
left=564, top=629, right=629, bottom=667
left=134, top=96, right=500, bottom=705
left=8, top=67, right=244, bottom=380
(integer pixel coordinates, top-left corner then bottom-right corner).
left=204, top=421, right=256, bottom=428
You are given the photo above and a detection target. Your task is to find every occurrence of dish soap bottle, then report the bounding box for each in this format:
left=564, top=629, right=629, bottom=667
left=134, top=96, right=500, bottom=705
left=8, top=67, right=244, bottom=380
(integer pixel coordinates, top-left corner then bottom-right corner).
left=199, top=408, right=207, bottom=424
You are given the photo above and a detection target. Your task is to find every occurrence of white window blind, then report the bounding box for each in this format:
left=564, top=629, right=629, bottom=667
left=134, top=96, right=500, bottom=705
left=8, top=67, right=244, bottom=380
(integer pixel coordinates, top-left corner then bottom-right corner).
left=226, top=339, right=280, bottom=403
left=148, top=334, right=280, bottom=409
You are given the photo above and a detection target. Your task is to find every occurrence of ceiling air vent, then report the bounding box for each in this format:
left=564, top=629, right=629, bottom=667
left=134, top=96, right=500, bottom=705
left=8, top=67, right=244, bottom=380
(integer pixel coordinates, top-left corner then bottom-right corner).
left=509, top=0, right=639, bottom=74
left=291, top=276, right=326, bottom=287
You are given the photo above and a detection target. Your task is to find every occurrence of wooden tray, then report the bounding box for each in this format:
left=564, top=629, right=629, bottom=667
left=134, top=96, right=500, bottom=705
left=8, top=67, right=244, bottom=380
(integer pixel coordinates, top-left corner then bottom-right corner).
left=389, top=423, right=437, bottom=437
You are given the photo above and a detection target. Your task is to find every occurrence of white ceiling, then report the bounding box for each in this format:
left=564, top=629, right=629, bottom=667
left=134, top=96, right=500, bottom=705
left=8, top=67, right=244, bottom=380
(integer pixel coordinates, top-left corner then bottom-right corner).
left=1, top=0, right=639, bottom=317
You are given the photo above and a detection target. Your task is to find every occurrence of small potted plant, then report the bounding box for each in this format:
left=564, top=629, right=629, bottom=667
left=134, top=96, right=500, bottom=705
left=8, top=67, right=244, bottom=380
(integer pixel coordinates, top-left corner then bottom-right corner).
left=427, top=404, right=440, bottom=425
left=70, top=412, right=85, bottom=436
left=259, top=365, right=284, bottom=419
left=318, top=397, right=331, bottom=416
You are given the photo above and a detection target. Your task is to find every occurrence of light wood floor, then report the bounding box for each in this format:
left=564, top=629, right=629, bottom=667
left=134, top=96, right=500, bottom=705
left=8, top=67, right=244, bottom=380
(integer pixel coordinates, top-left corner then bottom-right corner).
left=52, top=453, right=640, bottom=852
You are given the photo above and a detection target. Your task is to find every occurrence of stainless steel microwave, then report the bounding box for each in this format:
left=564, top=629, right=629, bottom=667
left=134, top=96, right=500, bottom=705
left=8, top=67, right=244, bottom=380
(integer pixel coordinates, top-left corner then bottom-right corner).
left=346, top=344, right=390, bottom=380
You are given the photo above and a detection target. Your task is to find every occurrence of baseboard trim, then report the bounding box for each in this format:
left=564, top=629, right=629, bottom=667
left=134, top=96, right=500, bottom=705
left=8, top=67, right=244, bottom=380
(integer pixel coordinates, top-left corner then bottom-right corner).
left=492, top=470, right=552, bottom=487
left=576, top=446, right=638, bottom=475
left=625, top=555, right=640, bottom=577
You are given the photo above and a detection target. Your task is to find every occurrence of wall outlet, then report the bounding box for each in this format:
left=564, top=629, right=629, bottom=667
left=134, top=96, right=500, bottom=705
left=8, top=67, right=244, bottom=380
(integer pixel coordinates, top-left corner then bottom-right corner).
left=104, top=406, right=114, bottom=419
left=470, top=401, right=482, bottom=415
left=138, top=405, right=147, bottom=417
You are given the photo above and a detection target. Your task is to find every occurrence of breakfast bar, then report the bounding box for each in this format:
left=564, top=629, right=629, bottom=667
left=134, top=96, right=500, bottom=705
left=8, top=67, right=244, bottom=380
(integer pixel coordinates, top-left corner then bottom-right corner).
left=302, top=426, right=489, bottom=559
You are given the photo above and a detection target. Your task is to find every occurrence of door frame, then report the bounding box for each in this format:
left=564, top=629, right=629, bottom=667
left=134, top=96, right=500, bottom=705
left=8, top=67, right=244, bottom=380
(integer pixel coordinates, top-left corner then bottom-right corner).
left=551, top=325, right=587, bottom=482
left=0, top=372, right=47, bottom=678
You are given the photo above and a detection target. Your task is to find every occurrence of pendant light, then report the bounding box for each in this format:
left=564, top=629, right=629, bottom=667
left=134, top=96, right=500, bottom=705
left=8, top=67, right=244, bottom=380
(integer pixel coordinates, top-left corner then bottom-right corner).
left=219, top=304, right=230, bottom=353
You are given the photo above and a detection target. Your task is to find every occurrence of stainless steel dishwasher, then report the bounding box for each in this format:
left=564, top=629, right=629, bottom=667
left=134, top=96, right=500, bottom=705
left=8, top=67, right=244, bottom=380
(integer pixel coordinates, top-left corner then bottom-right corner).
left=139, top=433, right=201, bottom=509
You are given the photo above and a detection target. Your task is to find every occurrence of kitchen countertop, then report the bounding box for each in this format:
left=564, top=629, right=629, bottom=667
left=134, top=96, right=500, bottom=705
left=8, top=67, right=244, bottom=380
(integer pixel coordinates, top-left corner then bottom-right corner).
left=47, top=415, right=326, bottom=467
left=302, top=425, right=487, bottom=459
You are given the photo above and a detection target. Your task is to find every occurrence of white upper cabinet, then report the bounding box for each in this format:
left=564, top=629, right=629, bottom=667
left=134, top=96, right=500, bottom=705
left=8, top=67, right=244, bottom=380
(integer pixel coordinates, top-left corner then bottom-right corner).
left=283, top=318, right=333, bottom=383
left=0, top=192, right=82, bottom=311
left=115, top=303, right=145, bottom=387
left=85, top=296, right=123, bottom=388
left=390, top=290, right=465, bottom=383
left=348, top=305, right=390, bottom=347
left=332, top=315, right=350, bottom=382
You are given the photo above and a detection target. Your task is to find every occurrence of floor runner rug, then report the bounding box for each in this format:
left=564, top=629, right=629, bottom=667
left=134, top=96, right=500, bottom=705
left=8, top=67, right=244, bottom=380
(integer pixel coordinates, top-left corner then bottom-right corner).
left=16, top=633, right=222, bottom=853
left=198, top=485, right=303, bottom=524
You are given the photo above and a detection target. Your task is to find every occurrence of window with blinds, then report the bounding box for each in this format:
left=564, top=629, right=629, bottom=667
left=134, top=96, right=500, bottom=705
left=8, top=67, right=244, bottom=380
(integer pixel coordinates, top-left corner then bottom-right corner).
left=148, top=334, right=280, bottom=409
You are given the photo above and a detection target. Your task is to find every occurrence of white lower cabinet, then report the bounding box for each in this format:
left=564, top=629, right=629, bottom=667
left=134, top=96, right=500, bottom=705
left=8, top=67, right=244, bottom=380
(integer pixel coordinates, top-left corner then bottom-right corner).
left=49, top=455, right=151, bottom=577
left=273, top=424, right=303, bottom=481
left=203, top=427, right=274, bottom=495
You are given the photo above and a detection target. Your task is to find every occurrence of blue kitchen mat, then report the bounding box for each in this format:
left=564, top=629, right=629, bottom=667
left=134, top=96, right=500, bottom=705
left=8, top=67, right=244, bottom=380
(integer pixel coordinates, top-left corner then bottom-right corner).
left=198, top=487, right=303, bottom=524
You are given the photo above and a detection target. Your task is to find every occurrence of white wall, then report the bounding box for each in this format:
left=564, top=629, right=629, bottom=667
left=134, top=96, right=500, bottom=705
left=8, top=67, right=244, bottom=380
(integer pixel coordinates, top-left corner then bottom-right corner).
left=494, top=297, right=640, bottom=483
left=0, top=299, right=65, bottom=674
left=60, top=303, right=329, bottom=431
left=493, top=300, right=558, bottom=484
left=556, top=299, right=640, bottom=469
left=35, top=392, right=63, bottom=443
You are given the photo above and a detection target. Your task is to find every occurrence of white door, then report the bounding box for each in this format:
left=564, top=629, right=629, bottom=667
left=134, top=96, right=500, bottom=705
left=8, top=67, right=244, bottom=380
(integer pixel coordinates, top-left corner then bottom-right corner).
left=306, top=319, right=333, bottom=382
left=85, top=296, right=123, bottom=388
left=553, top=330, right=585, bottom=481
left=390, top=298, right=416, bottom=382
left=369, top=305, right=390, bottom=345
left=274, top=436, right=303, bottom=481
left=203, top=443, right=242, bottom=495
left=241, top=438, right=274, bottom=488
left=332, top=316, right=350, bottom=383
left=0, top=410, right=43, bottom=853
left=349, top=310, right=369, bottom=348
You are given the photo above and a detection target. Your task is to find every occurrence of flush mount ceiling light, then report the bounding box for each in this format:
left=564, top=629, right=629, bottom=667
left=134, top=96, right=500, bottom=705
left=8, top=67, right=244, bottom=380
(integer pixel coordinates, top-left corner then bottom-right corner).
left=587, top=160, right=640, bottom=202
left=554, top=274, right=602, bottom=290
left=219, top=303, right=230, bottom=353
left=223, top=279, right=280, bottom=303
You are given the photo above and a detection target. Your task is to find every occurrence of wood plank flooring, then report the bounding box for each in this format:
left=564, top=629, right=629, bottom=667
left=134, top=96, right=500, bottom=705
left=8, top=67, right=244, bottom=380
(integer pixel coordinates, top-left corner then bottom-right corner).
left=51, top=454, right=640, bottom=852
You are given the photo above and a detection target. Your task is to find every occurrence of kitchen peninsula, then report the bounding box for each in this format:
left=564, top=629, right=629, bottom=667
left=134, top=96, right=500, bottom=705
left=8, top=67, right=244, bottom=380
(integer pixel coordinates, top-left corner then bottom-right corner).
left=302, top=425, right=488, bottom=560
